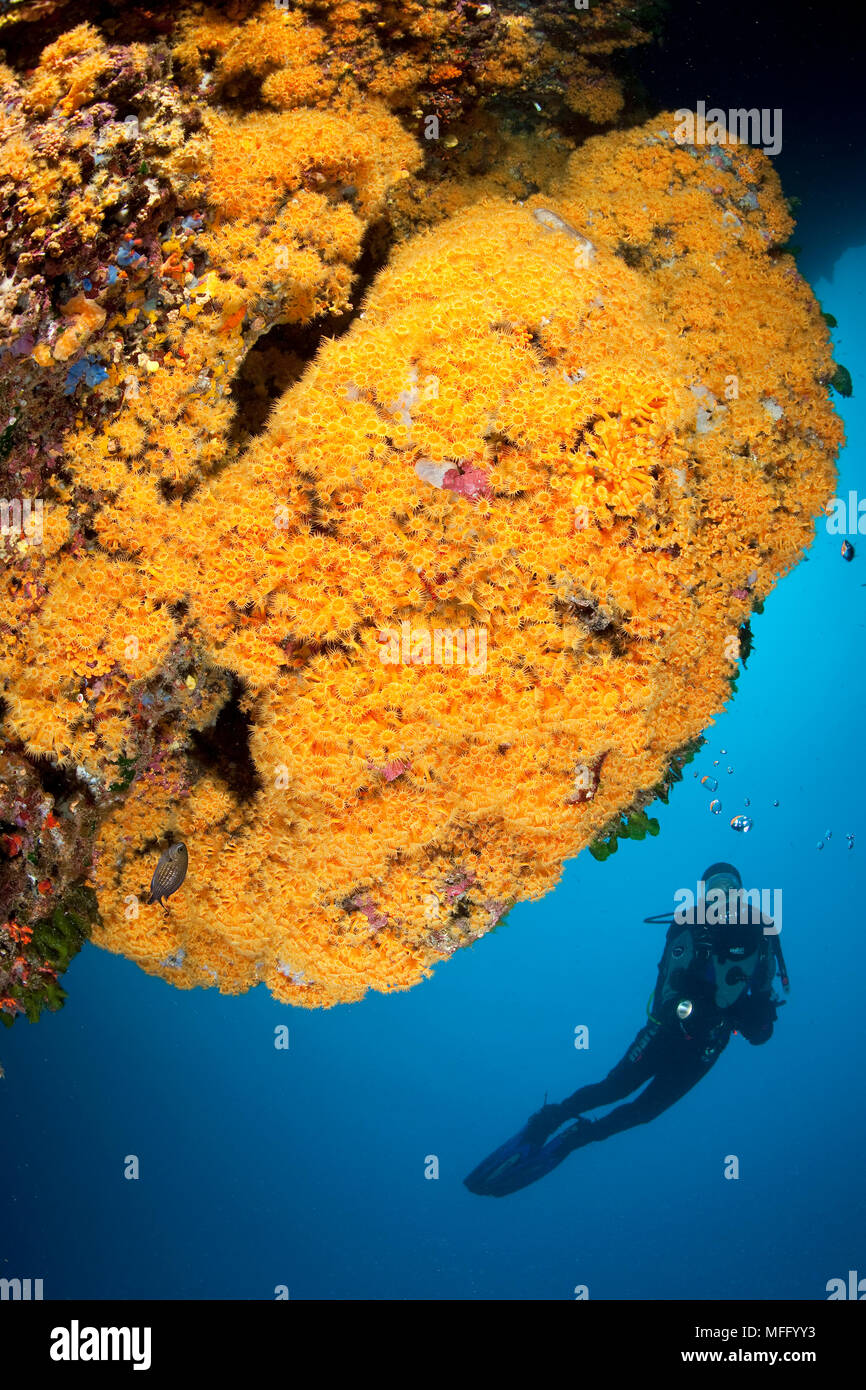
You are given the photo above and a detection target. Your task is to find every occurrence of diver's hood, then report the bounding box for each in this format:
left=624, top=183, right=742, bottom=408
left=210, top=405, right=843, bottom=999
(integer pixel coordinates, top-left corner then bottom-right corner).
left=702, top=862, right=742, bottom=897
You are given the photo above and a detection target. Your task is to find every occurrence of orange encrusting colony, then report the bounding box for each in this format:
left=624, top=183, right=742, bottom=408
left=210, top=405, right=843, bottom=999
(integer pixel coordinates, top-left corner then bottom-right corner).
left=171, top=0, right=649, bottom=127
left=2, top=69, right=842, bottom=1005
left=65, top=121, right=842, bottom=1005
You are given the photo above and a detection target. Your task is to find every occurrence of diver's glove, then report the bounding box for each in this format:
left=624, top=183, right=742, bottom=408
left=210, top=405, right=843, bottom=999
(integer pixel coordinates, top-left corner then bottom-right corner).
left=524, top=1101, right=573, bottom=1146
left=733, top=991, right=779, bottom=1045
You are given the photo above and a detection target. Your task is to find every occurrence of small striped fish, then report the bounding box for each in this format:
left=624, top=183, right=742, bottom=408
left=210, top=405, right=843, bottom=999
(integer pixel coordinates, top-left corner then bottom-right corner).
left=148, top=843, right=188, bottom=909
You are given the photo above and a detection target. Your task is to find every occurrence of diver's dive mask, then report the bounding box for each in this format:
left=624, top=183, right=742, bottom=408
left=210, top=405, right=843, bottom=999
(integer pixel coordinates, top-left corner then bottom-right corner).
left=701, top=862, right=743, bottom=905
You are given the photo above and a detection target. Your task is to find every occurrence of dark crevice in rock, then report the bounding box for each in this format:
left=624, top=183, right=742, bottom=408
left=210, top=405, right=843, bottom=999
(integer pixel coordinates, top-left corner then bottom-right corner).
left=0, top=4, right=179, bottom=71
left=22, top=754, right=82, bottom=805
left=226, top=215, right=395, bottom=451
left=189, top=676, right=262, bottom=804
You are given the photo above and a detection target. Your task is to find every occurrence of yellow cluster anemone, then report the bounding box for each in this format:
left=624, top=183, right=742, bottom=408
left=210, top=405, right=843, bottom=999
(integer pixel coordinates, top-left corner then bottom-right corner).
left=172, top=0, right=649, bottom=126
left=0, top=0, right=843, bottom=1009
left=15, top=114, right=833, bottom=1008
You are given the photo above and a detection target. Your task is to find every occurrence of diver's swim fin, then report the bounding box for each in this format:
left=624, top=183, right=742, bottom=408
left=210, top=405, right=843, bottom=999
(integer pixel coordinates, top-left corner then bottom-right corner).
left=464, top=1119, right=589, bottom=1198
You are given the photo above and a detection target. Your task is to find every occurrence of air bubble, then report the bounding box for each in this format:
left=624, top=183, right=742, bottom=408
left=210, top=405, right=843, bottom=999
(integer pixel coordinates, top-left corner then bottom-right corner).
left=730, top=814, right=752, bottom=833
left=701, top=775, right=719, bottom=792
left=744, top=798, right=750, bottom=807
left=710, top=799, right=722, bottom=814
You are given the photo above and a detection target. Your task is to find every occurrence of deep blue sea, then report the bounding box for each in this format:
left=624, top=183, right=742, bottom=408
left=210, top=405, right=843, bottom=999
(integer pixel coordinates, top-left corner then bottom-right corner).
left=2, top=4, right=864, bottom=1304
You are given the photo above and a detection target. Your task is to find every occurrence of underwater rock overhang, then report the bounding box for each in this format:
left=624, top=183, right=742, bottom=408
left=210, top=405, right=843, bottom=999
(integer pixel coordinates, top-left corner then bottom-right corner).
left=0, top=4, right=843, bottom=1010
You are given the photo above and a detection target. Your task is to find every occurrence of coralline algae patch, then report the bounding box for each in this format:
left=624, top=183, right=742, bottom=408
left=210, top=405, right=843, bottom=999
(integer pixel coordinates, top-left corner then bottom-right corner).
left=72, top=120, right=842, bottom=1008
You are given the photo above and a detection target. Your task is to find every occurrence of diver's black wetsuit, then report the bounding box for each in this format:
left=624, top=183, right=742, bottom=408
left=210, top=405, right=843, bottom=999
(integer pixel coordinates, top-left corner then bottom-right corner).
left=465, top=868, right=788, bottom=1195
left=560, top=1015, right=728, bottom=1145
left=537, top=913, right=780, bottom=1153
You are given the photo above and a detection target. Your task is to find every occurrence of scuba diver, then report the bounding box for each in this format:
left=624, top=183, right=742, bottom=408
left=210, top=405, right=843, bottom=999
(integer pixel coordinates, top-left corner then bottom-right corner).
left=465, top=863, right=789, bottom=1197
